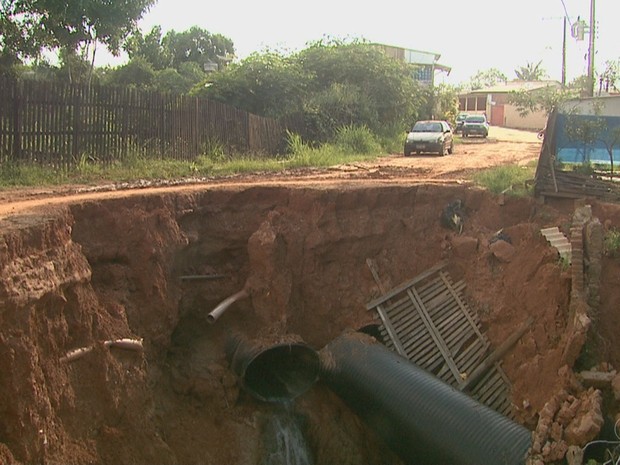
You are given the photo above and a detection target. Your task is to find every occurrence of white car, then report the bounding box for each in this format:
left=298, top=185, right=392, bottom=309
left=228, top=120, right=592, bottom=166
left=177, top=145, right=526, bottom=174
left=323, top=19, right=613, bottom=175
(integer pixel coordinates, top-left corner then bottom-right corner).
left=404, top=120, right=454, bottom=156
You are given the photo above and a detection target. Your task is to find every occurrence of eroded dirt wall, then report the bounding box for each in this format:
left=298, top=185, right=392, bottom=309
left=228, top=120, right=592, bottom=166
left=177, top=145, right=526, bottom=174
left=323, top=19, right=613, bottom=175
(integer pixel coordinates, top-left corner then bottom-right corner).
left=1, top=184, right=608, bottom=465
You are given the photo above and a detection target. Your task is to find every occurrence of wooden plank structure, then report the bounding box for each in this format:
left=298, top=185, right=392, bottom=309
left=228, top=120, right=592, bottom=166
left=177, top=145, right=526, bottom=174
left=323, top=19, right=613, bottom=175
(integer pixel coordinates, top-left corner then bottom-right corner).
left=366, top=261, right=514, bottom=417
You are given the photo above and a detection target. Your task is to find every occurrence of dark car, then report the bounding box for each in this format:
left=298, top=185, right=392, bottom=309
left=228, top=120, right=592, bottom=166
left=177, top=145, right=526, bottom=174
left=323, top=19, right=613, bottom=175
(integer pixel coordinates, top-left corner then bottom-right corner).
left=462, top=114, right=489, bottom=138
left=404, top=120, right=454, bottom=156
left=455, top=112, right=468, bottom=133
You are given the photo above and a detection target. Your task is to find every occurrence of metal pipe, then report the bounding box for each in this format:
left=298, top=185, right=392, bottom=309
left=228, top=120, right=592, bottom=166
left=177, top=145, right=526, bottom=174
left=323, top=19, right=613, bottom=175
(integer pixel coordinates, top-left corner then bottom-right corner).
left=320, top=331, right=532, bottom=465
left=226, top=333, right=320, bottom=403
left=179, top=274, right=228, bottom=281
left=207, top=288, right=249, bottom=324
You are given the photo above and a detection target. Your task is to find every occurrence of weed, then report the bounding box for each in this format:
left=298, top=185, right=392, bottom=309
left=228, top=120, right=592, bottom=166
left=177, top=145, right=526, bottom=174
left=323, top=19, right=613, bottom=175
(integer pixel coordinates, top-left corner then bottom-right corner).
left=604, top=228, right=620, bottom=257
left=201, top=138, right=227, bottom=163
left=472, top=165, right=536, bottom=196
left=558, top=254, right=571, bottom=271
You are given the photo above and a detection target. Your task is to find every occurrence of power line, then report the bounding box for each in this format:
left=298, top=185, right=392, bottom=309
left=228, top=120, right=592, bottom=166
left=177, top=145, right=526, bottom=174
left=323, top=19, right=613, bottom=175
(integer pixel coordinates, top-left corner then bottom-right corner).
left=559, top=0, right=572, bottom=23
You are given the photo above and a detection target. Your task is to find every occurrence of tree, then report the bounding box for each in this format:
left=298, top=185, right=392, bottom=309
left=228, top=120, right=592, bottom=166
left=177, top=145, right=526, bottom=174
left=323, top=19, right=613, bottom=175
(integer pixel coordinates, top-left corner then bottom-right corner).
left=0, top=0, right=156, bottom=81
left=154, top=62, right=206, bottom=94
left=564, top=101, right=620, bottom=178
left=465, top=68, right=507, bottom=91
left=195, top=39, right=422, bottom=144
left=104, top=56, right=155, bottom=89
left=194, top=51, right=308, bottom=118
left=508, top=84, right=577, bottom=117
left=514, top=61, right=546, bottom=81
left=162, top=27, right=234, bottom=72
left=597, top=60, right=619, bottom=95
left=296, top=39, right=420, bottom=138
left=432, top=84, right=459, bottom=124
left=124, top=26, right=171, bottom=71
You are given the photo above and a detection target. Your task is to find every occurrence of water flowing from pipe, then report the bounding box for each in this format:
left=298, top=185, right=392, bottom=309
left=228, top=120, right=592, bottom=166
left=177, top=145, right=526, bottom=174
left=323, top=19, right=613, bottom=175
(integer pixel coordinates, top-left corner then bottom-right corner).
left=260, top=404, right=313, bottom=465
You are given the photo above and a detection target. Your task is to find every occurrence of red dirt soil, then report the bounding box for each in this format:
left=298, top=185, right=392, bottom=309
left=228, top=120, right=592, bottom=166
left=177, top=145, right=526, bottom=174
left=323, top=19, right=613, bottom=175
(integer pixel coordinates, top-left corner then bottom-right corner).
left=1, top=129, right=620, bottom=465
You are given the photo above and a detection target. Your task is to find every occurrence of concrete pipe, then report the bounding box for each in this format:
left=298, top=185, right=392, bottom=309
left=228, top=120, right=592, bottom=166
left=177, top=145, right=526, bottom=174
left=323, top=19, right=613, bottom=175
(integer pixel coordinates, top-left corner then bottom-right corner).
left=226, top=333, right=320, bottom=403
left=320, top=331, right=532, bottom=465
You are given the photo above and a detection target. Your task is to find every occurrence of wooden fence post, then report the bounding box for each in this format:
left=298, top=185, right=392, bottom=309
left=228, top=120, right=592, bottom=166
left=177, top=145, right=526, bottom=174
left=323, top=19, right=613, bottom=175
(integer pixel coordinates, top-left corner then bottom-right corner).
left=71, top=85, right=82, bottom=159
left=11, top=80, right=23, bottom=161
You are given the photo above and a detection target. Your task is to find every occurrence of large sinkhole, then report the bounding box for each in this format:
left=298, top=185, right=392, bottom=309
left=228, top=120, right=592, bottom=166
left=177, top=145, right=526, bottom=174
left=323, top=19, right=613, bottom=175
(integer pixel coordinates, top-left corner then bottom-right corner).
left=2, top=183, right=619, bottom=465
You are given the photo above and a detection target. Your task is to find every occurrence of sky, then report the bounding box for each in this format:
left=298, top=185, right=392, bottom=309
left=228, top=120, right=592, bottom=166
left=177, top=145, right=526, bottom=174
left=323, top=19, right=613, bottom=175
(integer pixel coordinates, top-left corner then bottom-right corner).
left=101, top=0, right=620, bottom=86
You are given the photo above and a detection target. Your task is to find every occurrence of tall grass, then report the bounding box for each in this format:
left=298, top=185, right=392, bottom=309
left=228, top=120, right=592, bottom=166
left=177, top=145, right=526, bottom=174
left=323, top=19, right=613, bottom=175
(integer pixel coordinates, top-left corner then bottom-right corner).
left=471, top=164, right=536, bottom=196
left=0, top=126, right=388, bottom=188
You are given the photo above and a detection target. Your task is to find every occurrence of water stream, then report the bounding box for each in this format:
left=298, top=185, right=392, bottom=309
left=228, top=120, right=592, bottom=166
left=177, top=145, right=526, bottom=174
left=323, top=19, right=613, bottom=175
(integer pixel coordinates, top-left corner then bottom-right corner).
left=261, top=403, right=313, bottom=465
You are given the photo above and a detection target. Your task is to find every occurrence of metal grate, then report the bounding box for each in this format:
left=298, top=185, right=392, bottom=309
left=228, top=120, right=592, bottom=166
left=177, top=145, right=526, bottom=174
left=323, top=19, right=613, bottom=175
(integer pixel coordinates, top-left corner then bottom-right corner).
left=366, top=261, right=514, bottom=417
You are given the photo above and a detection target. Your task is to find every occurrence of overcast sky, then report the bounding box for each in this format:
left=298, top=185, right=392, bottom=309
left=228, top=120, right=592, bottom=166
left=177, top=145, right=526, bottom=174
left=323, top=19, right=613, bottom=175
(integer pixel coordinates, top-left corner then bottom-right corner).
left=102, top=0, right=620, bottom=86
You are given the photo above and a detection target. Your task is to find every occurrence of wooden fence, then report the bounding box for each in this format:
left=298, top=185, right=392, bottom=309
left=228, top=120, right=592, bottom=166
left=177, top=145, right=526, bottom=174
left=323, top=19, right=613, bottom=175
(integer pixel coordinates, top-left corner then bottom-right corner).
left=0, top=78, right=288, bottom=167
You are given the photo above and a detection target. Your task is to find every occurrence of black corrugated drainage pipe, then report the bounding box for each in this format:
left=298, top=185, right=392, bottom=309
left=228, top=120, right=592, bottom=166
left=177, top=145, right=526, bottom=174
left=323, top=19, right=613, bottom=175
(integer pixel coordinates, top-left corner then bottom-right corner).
left=226, top=333, right=320, bottom=403
left=320, top=331, right=532, bottom=465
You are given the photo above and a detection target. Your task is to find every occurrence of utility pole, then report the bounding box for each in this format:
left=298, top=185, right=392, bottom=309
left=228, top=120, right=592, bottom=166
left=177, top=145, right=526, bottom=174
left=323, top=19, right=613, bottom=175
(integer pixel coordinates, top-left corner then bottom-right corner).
left=562, top=16, right=567, bottom=86
left=586, top=0, right=596, bottom=96
left=541, top=15, right=568, bottom=86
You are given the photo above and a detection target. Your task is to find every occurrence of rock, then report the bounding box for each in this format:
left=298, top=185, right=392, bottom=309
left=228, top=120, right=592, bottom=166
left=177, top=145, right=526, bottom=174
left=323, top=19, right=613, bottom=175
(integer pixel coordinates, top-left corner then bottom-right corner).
left=564, top=389, right=604, bottom=446
left=550, top=421, right=563, bottom=442
left=556, top=397, right=580, bottom=426
left=578, top=370, right=617, bottom=389
left=450, top=235, right=478, bottom=257
left=573, top=204, right=592, bottom=225
left=565, top=445, right=584, bottom=465
left=489, top=239, right=516, bottom=262
left=543, top=440, right=568, bottom=462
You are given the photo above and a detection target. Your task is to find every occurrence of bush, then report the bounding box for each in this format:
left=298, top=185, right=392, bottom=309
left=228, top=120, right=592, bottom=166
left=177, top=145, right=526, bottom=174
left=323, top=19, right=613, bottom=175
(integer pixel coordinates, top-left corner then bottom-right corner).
left=333, top=125, right=381, bottom=155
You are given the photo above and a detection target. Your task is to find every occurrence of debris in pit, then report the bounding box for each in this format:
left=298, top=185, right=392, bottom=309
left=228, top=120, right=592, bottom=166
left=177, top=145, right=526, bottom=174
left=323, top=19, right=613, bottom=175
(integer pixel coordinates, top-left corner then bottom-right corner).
left=490, top=229, right=512, bottom=245
left=440, top=199, right=465, bottom=234
left=527, top=386, right=605, bottom=465
left=489, top=238, right=516, bottom=263
left=366, top=260, right=516, bottom=417
left=60, top=338, right=144, bottom=363
left=540, top=226, right=572, bottom=264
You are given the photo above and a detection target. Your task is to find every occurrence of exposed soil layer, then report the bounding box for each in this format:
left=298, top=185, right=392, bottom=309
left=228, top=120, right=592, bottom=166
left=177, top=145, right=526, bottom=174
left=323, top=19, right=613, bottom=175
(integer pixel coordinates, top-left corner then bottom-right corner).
left=2, top=132, right=620, bottom=464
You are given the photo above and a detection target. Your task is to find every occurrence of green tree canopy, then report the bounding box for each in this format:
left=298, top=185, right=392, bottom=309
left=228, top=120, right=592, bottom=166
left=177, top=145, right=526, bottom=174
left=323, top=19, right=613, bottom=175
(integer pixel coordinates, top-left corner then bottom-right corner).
left=297, top=39, right=419, bottom=128
left=194, top=51, right=308, bottom=118
left=465, top=68, right=508, bottom=91
left=0, top=0, right=156, bottom=79
left=195, top=39, right=422, bottom=143
left=163, top=27, right=234, bottom=71
left=123, top=25, right=234, bottom=76
left=508, top=84, right=576, bottom=117
left=514, top=60, right=546, bottom=81
left=104, top=56, right=155, bottom=88
left=124, top=25, right=171, bottom=70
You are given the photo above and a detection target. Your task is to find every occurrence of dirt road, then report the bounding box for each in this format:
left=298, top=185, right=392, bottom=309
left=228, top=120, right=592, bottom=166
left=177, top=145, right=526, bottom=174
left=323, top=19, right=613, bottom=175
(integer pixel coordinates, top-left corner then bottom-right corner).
left=0, top=127, right=542, bottom=218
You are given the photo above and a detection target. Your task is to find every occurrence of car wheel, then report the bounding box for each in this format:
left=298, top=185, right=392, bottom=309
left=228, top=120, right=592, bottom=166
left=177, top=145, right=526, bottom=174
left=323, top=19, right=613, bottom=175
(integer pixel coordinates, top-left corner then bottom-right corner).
left=448, top=143, right=453, bottom=154
left=439, top=144, right=446, bottom=156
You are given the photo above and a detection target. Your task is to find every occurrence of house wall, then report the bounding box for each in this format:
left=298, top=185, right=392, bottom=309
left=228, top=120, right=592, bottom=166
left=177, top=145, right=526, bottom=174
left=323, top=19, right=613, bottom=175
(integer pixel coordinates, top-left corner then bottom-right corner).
left=503, top=105, right=548, bottom=130
left=559, top=96, right=620, bottom=116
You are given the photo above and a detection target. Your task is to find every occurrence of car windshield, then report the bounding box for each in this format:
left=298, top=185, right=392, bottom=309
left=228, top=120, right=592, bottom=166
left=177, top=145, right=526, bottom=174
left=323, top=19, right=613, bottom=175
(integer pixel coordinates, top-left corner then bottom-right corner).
left=466, top=116, right=486, bottom=123
left=456, top=114, right=467, bottom=121
left=412, top=122, right=442, bottom=133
